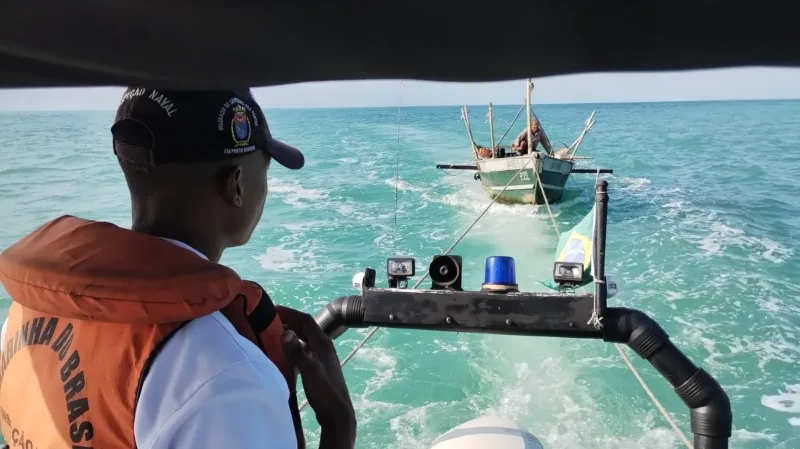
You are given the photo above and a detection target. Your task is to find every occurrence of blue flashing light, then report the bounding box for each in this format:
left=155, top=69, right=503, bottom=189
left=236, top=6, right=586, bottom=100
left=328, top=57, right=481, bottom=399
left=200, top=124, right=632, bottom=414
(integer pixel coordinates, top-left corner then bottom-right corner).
left=484, top=256, right=517, bottom=287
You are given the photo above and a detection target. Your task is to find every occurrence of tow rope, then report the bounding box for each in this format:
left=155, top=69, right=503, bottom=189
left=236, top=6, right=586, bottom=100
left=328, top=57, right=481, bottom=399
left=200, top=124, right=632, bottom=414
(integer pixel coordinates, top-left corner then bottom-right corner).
left=298, top=86, right=694, bottom=448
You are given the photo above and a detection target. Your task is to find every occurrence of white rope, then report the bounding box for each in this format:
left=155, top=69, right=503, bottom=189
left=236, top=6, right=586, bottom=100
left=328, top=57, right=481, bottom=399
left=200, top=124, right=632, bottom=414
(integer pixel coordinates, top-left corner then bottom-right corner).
left=533, top=172, right=692, bottom=448
left=531, top=155, right=559, bottom=237
left=494, top=104, right=525, bottom=148
left=297, top=156, right=538, bottom=412
left=572, top=289, right=690, bottom=446
left=301, top=138, right=692, bottom=449
left=615, top=343, right=694, bottom=449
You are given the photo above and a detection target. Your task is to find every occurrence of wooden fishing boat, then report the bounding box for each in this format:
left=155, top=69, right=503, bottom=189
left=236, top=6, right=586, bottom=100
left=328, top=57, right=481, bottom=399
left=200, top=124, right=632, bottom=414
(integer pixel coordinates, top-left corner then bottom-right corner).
left=439, top=79, right=609, bottom=206
left=473, top=152, right=574, bottom=205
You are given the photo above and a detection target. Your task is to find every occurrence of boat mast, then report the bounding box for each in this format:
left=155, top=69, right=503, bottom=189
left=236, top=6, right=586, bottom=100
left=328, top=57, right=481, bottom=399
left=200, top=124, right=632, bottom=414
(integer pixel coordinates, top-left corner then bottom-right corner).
left=488, top=102, right=496, bottom=150
left=525, top=79, right=554, bottom=155
left=461, top=106, right=479, bottom=159
left=526, top=78, right=533, bottom=158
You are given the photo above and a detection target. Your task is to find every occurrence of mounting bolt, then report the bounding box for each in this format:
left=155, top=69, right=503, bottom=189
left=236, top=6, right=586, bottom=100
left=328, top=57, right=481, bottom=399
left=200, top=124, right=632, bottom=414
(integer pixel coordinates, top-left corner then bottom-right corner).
left=505, top=319, right=513, bottom=326
left=446, top=316, right=453, bottom=324
left=569, top=322, right=575, bottom=327
left=389, top=314, right=395, bottom=321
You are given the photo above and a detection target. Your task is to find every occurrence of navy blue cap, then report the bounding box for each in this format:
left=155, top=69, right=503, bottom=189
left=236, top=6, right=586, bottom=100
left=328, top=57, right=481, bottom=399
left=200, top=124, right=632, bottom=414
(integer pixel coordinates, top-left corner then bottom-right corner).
left=111, top=87, right=304, bottom=169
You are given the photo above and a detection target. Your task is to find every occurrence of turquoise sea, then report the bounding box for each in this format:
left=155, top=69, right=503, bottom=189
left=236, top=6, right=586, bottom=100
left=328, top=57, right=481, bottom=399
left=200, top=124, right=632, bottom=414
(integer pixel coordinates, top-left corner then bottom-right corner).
left=1, top=99, right=799, bottom=449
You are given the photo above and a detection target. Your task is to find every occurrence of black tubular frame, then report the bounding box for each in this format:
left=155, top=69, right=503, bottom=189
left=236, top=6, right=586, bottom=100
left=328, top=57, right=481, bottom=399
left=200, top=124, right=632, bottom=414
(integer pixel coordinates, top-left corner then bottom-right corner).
left=313, top=180, right=732, bottom=448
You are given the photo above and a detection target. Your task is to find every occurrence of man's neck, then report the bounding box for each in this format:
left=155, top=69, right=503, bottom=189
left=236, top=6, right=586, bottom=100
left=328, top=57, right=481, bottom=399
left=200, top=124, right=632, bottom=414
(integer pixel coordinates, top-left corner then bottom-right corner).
left=160, top=237, right=209, bottom=260
left=132, top=222, right=224, bottom=263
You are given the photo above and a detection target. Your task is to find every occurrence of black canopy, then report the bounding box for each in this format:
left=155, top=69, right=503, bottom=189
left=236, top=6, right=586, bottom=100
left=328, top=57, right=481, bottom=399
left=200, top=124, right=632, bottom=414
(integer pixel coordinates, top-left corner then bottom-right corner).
left=1, top=1, right=798, bottom=89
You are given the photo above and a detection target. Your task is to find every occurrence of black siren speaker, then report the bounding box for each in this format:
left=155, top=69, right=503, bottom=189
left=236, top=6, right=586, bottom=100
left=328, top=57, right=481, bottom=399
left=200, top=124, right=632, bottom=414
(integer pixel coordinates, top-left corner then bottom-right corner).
left=429, top=255, right=463, bottom=291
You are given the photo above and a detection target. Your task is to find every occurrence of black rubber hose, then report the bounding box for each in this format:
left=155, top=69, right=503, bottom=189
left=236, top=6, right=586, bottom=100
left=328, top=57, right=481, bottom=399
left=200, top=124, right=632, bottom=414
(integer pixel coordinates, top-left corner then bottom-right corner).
left=604, top=307, right=732, bottom=449
left=314, top=295, right=365, bottom=340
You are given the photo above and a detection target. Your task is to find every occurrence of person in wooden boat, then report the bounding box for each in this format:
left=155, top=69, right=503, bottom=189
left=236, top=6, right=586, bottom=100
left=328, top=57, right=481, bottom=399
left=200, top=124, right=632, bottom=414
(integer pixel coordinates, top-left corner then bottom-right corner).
left=511, top=119, right=543, bottom=155
left=0, top=88, right=357, bottom=449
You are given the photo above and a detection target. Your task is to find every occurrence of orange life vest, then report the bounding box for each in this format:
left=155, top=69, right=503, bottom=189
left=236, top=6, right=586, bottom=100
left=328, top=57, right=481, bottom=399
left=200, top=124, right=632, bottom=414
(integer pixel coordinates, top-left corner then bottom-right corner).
left=0, top=216, right=299, bottom=448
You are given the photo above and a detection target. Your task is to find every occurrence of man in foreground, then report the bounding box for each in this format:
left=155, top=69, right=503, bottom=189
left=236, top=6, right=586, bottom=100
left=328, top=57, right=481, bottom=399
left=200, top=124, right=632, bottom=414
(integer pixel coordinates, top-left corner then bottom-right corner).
left=0, top=88, right=356, bottom=449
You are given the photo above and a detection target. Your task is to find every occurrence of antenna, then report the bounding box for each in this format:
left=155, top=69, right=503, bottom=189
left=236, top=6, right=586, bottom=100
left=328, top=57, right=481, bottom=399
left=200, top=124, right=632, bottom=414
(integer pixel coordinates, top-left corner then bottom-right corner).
left=392, top=79, right=404, bottom=253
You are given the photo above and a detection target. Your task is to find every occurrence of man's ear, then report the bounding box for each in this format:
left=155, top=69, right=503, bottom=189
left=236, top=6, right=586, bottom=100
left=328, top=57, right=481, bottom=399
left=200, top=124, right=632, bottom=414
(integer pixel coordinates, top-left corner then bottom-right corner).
left=223, top=165, right=245, bottom=207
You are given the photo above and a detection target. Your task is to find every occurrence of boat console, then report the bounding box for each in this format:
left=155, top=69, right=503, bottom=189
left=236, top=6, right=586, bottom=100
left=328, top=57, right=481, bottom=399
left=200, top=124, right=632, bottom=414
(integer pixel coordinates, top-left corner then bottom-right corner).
left=312, top=181, right=733, bottom=449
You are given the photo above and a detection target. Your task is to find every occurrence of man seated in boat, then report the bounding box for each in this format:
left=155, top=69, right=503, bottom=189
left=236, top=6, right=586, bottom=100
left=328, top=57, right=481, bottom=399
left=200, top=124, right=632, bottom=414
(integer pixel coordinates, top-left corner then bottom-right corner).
left=511, top=120, right=542, bottom=155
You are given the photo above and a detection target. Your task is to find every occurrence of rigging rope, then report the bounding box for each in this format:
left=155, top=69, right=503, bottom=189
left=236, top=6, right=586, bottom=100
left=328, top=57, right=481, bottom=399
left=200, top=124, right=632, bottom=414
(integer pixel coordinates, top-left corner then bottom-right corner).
left=615, top=343, right=694, bottom=448
left=494, top=104, right=525, bottom=148
left=531, top=156, right=559, bottom=237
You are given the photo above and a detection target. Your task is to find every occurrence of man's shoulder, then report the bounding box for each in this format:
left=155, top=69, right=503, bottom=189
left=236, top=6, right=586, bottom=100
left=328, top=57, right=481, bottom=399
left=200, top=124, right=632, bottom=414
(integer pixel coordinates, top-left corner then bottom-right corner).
left=142, top=311, right=289, bottom=400
left=135, top=313, right=289, bottom=415
left=134, top=311, right=293, bottom=448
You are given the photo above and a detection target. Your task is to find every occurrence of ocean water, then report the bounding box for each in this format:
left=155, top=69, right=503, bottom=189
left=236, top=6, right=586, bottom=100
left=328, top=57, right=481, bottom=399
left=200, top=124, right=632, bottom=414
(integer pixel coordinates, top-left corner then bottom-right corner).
left=1, top=99, right=799, bottom=449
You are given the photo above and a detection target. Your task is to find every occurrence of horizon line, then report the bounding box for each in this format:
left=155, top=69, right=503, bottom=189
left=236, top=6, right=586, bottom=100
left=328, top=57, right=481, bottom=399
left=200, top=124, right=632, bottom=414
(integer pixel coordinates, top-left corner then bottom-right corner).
left=1, top=96, right=798, bottom=113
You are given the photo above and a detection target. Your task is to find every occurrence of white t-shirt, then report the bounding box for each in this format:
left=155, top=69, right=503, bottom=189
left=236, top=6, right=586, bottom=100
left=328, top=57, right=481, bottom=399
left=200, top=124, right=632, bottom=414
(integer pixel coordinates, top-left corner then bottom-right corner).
left=1, top=238, right=297, bottom=449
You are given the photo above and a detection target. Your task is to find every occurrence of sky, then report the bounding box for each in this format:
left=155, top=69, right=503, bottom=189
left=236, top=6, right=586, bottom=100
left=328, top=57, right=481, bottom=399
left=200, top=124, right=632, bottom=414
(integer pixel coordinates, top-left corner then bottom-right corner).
left=1, top=67, right=799, bottom=111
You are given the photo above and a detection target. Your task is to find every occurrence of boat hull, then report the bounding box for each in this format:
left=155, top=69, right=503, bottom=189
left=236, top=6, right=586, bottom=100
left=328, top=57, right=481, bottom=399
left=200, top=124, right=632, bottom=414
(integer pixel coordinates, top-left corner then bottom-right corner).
left=476, top=154, right=573, bottom=205
left=428, top=415, right=543, bottom=449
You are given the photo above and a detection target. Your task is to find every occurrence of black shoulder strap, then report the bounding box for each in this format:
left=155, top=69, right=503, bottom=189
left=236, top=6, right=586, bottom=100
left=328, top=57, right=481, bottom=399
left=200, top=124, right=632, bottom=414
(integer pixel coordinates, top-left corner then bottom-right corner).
left=244, top=281, right=277, bottom=335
